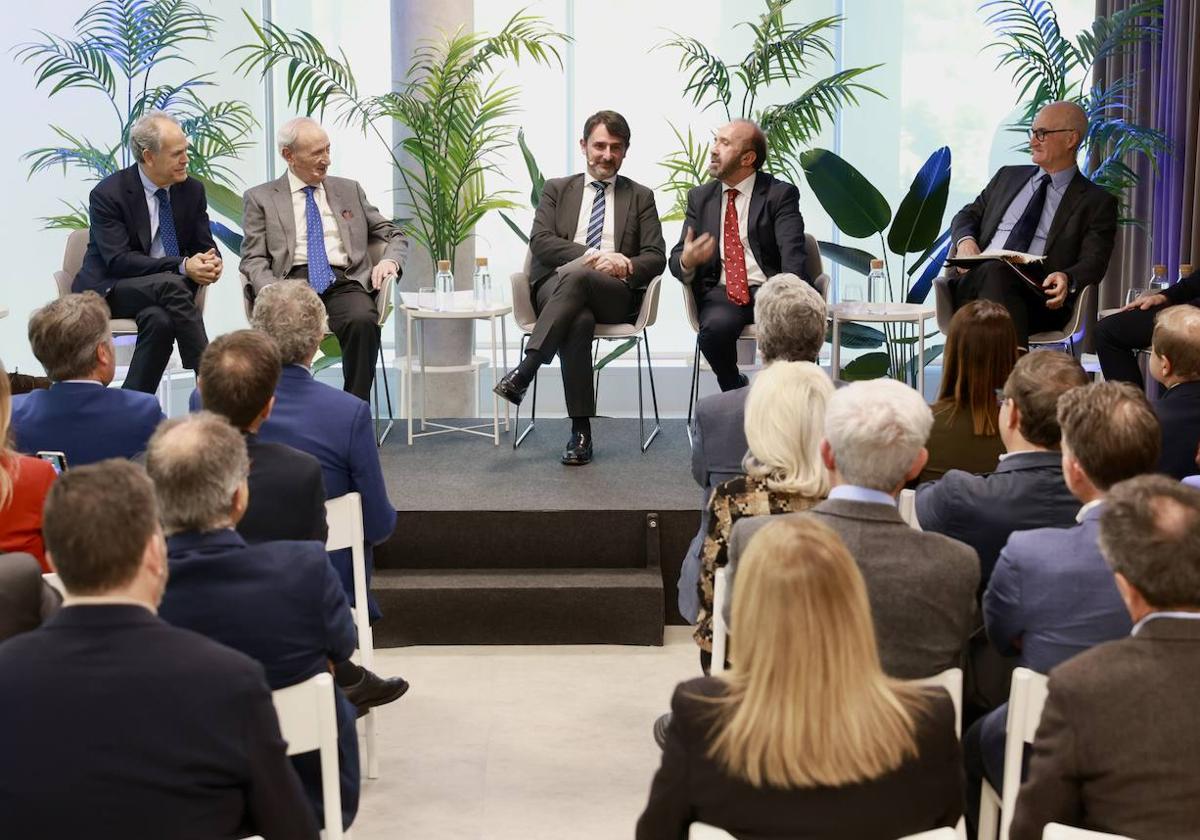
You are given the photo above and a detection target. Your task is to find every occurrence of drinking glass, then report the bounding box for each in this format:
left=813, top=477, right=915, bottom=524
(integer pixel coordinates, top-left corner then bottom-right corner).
left=1125, top=287, right=1147, bottom=307
left=418, top=287, right=436, bottom=310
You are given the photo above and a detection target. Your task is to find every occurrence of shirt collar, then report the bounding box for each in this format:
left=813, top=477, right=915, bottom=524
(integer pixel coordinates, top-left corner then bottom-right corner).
left=1039, top=165, right=1077, bottom=190
left=724, top=171, right=758, bottom=199
left=288, top=169, right=322, bottom=195
left=829, top=485, right=897, bottom=507
left=1076, top=497, right=1104, bottom=523
left=61, top=595, right=157, bottom=614
left=58, top=379, right=105, bottom=386
left=1131, top=610, right=1200, bottom=636
left=137, top=165, right=165, bottom=197
left=584, top=174, right=614, bottom=189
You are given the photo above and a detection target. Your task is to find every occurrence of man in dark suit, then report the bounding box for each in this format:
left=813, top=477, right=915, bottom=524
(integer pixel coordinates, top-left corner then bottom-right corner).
left=493, top=110, right=666, bottom=465
left=1096, top=267, right=1198, bottom=387
left=678, top=275, right=827, bottom=622
left=950, top=101, right=1118, bottom=347
left=669, top=119, right=808, bottom=391
left=0, top=459, right=317, bottom=840
left=1145, top=305, right=1200, bottom=479
left=916, top=350, right=1088, bottom=589
left=73, top=110, right=222, bottom=393
left=1011, top=475, right=1200, bottom=840
left=147, top=413, right=361, bottom=832
left=12, top=292, right=164, bottom=465
left=0, top=552, right=60, bottom=642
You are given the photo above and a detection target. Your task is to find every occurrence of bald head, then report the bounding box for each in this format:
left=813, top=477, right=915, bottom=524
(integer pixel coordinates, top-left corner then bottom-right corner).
left=710, top=119, right=768, bottom=184
left=1031, top=101, right=1088, bottom=172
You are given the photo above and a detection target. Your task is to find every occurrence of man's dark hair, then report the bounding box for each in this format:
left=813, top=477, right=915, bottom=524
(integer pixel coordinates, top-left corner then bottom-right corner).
left=1057, top=381, right=1161, bottom=491
left=582, top=110, right=631, bottom=147
left=1099, top=475, right=1200, bottom=608
left=43, top=459, right=160, bottom=595
left=198, top=330, right=282, bottom=430
left=1003, top=351, right=1089, bottom=448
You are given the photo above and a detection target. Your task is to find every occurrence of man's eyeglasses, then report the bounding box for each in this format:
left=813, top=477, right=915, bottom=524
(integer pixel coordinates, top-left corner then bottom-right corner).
left=1028, top=128, right=1075, bottom=142
left=995, top=388, right=1010, bottom=407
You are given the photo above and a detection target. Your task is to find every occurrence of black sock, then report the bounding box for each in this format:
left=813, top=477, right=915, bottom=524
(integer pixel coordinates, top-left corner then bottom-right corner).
left=571, top=416, right=591, bottom=437
left=515, top=350, right=542, bottom=384
left=333, top=659, right=365, bottom=687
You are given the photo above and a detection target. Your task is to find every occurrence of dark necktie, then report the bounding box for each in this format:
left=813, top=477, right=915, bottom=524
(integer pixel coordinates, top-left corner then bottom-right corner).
left=302, top=185, right=335, bottom=295
left=585, top=181, right=606, bottom=250
left=154, top=188, right=180, bottom=258
left=723, top=188, right=750, bottom=306
left=1003, top=174, right=1052, bottom=254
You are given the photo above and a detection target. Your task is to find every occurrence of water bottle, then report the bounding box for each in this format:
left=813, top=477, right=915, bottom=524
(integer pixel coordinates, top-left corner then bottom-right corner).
left=1148, top=264, right=1169, bottom=294
left=1179, top=263, right=1193, bottom=285
left=473, top=257, right=491, bottom=307
left=867, top=259, right=888, bottom=313
left=435, top=259, right=454, bottom=311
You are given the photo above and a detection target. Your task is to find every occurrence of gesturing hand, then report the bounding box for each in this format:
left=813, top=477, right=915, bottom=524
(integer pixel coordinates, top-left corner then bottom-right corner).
left=679, top=226, right=715, bottom=272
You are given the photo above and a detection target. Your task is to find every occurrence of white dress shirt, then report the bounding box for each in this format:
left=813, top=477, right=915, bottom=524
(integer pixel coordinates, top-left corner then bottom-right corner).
left=572, top=175, right=616, bottom=253
left=288, top=170, right=349, bottom=268
left=719, top=172, right=767, bottom=287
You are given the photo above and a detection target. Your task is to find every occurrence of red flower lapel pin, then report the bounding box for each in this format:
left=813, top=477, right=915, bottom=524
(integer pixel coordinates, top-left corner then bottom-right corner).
left=341, top=209, right=354, bottom=220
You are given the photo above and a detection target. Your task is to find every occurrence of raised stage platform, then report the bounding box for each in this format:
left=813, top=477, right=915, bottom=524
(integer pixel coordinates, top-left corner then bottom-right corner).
left=372, top=418, right=700, bottom=647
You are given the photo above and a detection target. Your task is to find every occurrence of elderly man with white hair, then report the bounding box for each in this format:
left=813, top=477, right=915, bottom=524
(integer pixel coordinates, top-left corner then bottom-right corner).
left=241, top=116, right=408, bottom=400
left=729, top=379, right=979, bottom=679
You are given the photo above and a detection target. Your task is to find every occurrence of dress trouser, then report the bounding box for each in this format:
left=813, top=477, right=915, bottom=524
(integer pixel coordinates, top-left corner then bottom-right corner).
left=952, top=262, right=1069, bottom=348
left=526, top=263, right=634, bottom=418
left=106, top=272, right=208, bottom=394
left=286, top=266, right=380, bottom=402
left=696, top=284, right=757, bottom=391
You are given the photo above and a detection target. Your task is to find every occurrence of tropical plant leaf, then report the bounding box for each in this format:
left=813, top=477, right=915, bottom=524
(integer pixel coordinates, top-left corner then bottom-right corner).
left=905, top=344, right=945, bottom=384
left=908, top=229, right=952, bottom=276
left=516, top=128, right=545, bottom=208
left=594, top=339, right=637, bottom=371
left=888, top=147, right=951, bottom=255
left=657, top=122, right=712, bottom=222
left=313, top=333, right=343, bottom=370
left=841, top=351, right=890, bottom=381
left=816, top=241, right=877, bottom=276
left=825, top=321, right=886, bottom=349
left=22, top=126, right=119, bottom=180
left=498, top=212, right=529, bottom=244
left=209, top=220, right=242, bottom=255
left=907, top=241, right=952, bottom=304
left=38, top=201, right=91, bottom=230
left=655, top=34, right=732, bottom=113
left=193, top=175, right=243, bottom=228
left=13, top=32, right=117, bottom=99
left=801, top=148, right=891, bottom=238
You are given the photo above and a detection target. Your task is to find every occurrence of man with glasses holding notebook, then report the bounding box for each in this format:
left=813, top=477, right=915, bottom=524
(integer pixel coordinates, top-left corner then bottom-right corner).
left=948, top=101, right=1118, bottom=348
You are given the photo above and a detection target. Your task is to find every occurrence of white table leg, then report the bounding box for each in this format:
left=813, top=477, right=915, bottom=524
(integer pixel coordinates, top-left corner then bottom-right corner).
left=501, top=315, right=510, bottom=430
left=405, top=310, right=413, bottom=445
left=831, top=315, right=842, bottom=379
left=419, top=319, right=427, bottom=431
left=918, top=317, right=926, bottom=397
left=490, top=315, right=499, bottom=445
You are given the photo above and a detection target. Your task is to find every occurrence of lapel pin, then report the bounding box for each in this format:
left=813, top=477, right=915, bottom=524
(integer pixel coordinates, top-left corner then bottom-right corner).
left=341, top=209, right=353, bottom=220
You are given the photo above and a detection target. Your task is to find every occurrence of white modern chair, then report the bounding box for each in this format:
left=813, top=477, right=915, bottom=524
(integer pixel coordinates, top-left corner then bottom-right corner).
left=325, top=492, right=379, bottom=780
left=41, top=572, right=65, bottom=597
left=271, top=672, right=344, bottom=840
left=898, top=488, right=922, bottom=529
left=509, top=255, right=663, bottom=451
left=711, top=565, right=730, bottom=675
left=978, top=667, right=1050, bottom=840
left=911, top=667, right=964, bottom=739
left=1043, top=825, right=1135, bottom=839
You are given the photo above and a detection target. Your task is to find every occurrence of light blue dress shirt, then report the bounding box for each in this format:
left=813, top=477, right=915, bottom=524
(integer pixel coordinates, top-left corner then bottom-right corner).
left=828, top=484, right=897, bottom=507
left=982, top=166, right=1076, bottom=256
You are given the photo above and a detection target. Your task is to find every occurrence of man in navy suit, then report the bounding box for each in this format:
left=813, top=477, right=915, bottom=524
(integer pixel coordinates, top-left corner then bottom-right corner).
left=73, top=110, right=222, bottom=394
left=1096, top=267, right=1199, bottom=387
left=669, top=119, right=809, bottom=391
left=12, top=292, right=164, bottom=465
left=0, top=459, right=317, bottom=840
left=964, top=382, right=1162, bottom=831
left=147, top=412, right=361, bottom=832
left=1145, top=306, right=1200, bottom=479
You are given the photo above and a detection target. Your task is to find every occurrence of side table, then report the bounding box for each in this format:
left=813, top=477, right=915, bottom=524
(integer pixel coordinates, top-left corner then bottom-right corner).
left=830, top=302, right=938, bottom=394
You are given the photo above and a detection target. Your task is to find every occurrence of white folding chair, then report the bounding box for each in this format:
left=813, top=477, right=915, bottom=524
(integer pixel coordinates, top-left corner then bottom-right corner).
left=711, top=565, right=730, bottom=675
left=689, top=823, right=736, bottom=839
left=911, top=667, right=963, bottom=739
left=41, top=572, right=65, bottom=597
left=1043, top=824, right=1135, bottom=839
left=898, top=488, right=922, bottom=530
left=979, top=667, right=1050, bottom=840
left=325, top=492, right=379, bottom=780
left=272, top=673, right=343, bottom=840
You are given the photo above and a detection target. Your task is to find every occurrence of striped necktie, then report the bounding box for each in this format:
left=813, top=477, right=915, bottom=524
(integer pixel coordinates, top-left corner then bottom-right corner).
left=586, top=181, right=606, bottom=250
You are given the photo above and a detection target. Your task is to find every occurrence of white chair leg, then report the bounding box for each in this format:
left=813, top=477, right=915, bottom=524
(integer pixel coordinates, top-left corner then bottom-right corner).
left=978, top=780, right=1001, bottom=840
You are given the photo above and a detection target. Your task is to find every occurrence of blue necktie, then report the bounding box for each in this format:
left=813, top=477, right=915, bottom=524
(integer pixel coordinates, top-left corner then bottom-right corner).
left=154, top=188, right=180, bottom=258
left=1004, top=174, right=1052, bottom=254
left=302, top=185, right=335, bottom=295
left=586, top=181, right=606, bottom=250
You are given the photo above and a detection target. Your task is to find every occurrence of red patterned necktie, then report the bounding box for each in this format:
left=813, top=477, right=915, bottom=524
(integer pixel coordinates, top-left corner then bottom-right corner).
left=723, top=188, right=750, bottom=305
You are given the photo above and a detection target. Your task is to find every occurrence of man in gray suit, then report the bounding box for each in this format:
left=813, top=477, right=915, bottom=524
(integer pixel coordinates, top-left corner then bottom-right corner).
left=493, top=111, right=666, bottom=465
left=241, top=117, right=408, bottom=401
left=677, top=275, right=826, bottom=622
left=1011, top=475, right=1200, bottom=840
left=729, top=379, right=980, bottom=679
left=0, top=553, right=60, bottom=642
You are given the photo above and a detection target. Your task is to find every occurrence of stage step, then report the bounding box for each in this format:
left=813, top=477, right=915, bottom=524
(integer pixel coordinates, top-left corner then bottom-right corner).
left=371, top=567, right=665, bottom=646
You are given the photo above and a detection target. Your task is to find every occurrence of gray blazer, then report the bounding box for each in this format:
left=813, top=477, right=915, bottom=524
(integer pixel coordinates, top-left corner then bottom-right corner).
left=0, top=554, right=61, bottom=643
left=1010, top=617, right=1200, bottom=840
left=240, top=174, right=408, bottom=293
left=729, top=498, right=980, bottom=679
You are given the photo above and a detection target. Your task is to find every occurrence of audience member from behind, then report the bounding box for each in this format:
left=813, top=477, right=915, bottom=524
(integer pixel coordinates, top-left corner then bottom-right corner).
left=679, top=274, right=827, bottom=624
left=917, top=350, right=1088, bottom=589
left=638, top=516, right=962, bottom=839
left=919, top=300, right=1018, bottom=482
left=12, top=292, right=165, bottom=466
left=0, top=459, right=317, bottom=840
left=1147, top=305, right=1200, bottom=479
left=249, top=280, right=397, bottom=617
left=0, top=360, right=58, bottom=570
left=968, top=382, right=1161, bottom=827
left=691, top=360, right=832, bottom=662
left=729, top=379, right=979, bottom=680
left=1011, top=476, right=1200, bottom=839
left=148, top=413, right=368, bottom=831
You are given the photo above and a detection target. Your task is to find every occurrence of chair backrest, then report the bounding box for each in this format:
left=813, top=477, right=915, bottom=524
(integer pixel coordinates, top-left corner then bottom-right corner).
left=689, top=823, right=737, bottom=839
left=682, top=280, right=702, bottom=332
left=933, top=274, right=954, bottom=334
left=1042, top=824, right=1135, bottom=840
left=803, top=232, right=830, bottom=296
left=510, top=250, right=538, bottom=332
left=271, top=672, right=343, bottom=840
left=61, top=228, right=90, bottom=287
left=712, top=566, right=730, bottom=674
left=910, top=667, right=963, bottom=738
left=630, top=276, right=663, bottom=332
left=897, top=488, right=921, bottom=529
left=1030, top=284, right=1094, bottom=346
left=999, top=667, right=1051, bottom=839
left=325, top=492, right=375, bottom=671
left=42, top=572, right=65, bottom=597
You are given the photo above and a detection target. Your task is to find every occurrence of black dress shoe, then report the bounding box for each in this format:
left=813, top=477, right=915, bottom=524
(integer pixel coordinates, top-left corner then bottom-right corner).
left=493, top=370, right=528, bottom=406
left=653, top=712, right=672, bottom=749
left=561, top=432, right=593, bottom=465
left=342, top=669, right=410, bottom=716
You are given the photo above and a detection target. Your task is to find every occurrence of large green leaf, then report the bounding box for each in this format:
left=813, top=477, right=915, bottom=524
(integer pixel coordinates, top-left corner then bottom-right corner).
left=888, top=146, right=951, bottom=255
left=800, top=148, right=891, bottom=238
left=195, top=175, right=243, bottom=228
left=841, top=351, right=890, bottom=380
left=824, top=321, right=885, bottom=349
left=516, top=128, right=545, bottom=208
left=816, top=240, right=877, bottom=276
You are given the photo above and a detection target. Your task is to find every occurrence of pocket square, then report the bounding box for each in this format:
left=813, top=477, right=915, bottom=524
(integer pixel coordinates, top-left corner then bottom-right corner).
left=341, top=209, right=354, bottom=220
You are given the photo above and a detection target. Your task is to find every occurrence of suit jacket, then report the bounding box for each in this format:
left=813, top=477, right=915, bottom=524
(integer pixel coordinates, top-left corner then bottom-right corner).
left=730, top=499, right=980, bottom=679
left=0, top=604, right=317, bottom=839
left=240, top=173, right=407, bottom=293
left=1153, top=380, right=1200, bottom=480
left=1010, top=617, right=1200, bottom=840
left=74, top=164, right=217, bottom=295
left=1163, top=268, right=1200, bottom=305
left=11, top=381, right=164, bottom=466
left=668, top=172, right=808, bottom=288
left=528, top=173, right=666, bottom=296
left=0, top=553, right=60, bottom=643
left=239, top=433, right=329, bottom=544
left=984, top=504, right=1131, bottom=673
left=916, top=450, right=1079, bottom=590
left=950, top=165, right=1117, bottom=295
left=636, top=677, right=963, bottom=840
left=160, top=529, right=358, bottom=831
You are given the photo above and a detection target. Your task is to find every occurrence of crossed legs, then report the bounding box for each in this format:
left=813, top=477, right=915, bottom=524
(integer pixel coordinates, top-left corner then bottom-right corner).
left=106, top=272, right=208, bottom=393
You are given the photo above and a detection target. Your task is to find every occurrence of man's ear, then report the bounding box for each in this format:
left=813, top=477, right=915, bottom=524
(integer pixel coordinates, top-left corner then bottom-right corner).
left=1007, top=402, right=1022, bottom=433
left=904, top=447, right=930, bottom=483
left=820, top=439, right=836, bottom=472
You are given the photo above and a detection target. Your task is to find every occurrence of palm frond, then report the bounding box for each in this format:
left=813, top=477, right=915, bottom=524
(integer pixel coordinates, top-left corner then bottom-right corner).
left=981, top=0, right=1075, bottom=120
left=656, top=123, right=712, bottom=222
left=655, top=34, right=732, bottom=114
left=79, top=0, right=214, bottom=77
left=735, top=11, right=843, bottom=101
left=13, top=31, right=117, bottom=100
left=1074, top=0, right=1161, bottom=69
left=39, top=200, right=91, bottom=230
left=22, top=126, right=119, bottom=180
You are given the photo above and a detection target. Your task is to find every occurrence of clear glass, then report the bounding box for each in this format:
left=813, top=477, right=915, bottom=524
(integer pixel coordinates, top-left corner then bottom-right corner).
left=841, top=275, right=867, bottom=314
left=418, top=287, right=436, bottom=310
left=1125, top=286, right=1148, bottom=306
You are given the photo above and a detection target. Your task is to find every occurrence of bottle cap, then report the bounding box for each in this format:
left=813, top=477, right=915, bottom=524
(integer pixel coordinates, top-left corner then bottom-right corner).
left=1153, top=264, right=1167, bottom=275
left=870, top=259, right=884, bottom=270
left=1180, top=264, right=1193, bottom=275
left=437, top=260, right=451, bottom=271
left=476, top=257, right=488, bottom=267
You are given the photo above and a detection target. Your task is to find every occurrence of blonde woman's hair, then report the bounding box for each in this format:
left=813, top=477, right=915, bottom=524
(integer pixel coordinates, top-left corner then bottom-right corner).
left=0, top=360, right=16, bottom=510
left=742, top=361, right=832, bottom=497
left=704, top=516, right=924, bottom=788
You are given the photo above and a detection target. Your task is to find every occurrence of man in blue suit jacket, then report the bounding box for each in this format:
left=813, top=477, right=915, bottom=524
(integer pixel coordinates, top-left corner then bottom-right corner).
left=1145, top=305, right=1200, bottom=479
left=147, top=412, right=360, bottom=832
left=0, top=459, right=317, bottom=840
left=965, top=382, right=1162, bottom=831
left=12, top=292, right=163, bottom=466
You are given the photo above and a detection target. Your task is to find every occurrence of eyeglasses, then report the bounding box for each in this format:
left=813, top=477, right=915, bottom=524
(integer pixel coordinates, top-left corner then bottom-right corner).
left=995, top=388, right=1010, bottom=407
left=1028, top=128, right=1075, bottom=142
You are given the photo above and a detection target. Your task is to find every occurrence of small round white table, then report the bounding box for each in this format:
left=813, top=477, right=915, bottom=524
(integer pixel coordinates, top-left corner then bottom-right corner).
left=830, top=302, right=938, bottom=394
left=402, top=291, right=512, bottom=445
